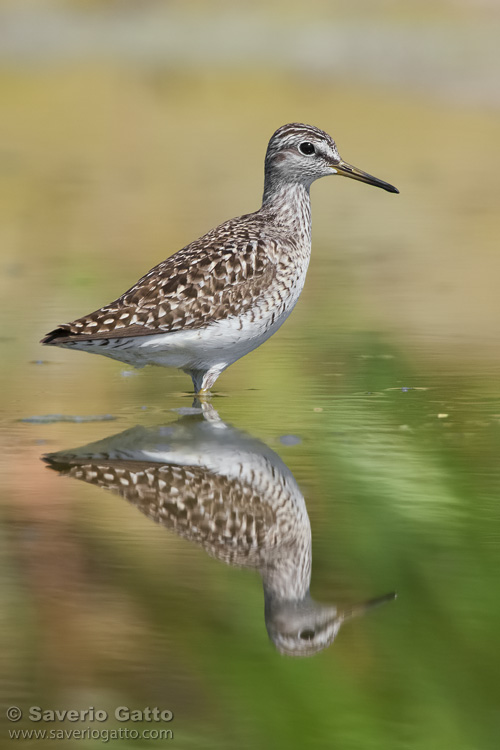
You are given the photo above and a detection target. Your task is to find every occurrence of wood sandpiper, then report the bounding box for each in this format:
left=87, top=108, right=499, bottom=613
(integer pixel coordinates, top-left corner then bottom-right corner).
left=44, top=404, right=395, bottom=656
left=42, top=123, right=398, bottom=393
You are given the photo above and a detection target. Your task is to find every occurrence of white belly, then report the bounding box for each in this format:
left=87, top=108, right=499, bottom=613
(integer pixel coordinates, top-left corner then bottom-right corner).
left=112, top=303, right=294, bottom=370
left=63, top=261, right=309, bottom=387
left=65, top=296, right=297, bottom=373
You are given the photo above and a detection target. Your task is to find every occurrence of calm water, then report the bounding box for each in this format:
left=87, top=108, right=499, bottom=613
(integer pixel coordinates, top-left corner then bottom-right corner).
left=1, top=4, right=500, bottom=748
left=3, top=348, right=500, bottom=749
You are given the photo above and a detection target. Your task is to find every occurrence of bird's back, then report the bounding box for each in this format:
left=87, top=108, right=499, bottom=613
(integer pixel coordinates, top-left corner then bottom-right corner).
left=41, top=210, right=287, bottom=346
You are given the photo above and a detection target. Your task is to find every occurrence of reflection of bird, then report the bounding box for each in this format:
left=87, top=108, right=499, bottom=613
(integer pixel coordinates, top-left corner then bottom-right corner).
left=41, top=123, right=398, bottom=393
left=44, top=405, right=395, bottom=656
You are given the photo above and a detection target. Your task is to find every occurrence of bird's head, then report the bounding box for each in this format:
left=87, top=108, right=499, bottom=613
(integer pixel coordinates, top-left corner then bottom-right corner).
left=265, top=123, right=398, bottom=194
left=265, top=591, right=396, bottom=657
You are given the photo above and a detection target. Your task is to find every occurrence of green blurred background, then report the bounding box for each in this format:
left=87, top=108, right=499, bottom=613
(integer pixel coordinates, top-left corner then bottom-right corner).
left=1, top=1, right=500, bottom=748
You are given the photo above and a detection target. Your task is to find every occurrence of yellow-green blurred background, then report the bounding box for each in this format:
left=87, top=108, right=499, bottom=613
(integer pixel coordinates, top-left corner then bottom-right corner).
left=1, top=1, right=500, bottom=749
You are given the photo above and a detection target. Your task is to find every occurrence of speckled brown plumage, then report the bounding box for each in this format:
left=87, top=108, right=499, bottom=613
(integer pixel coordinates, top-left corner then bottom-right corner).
left=41, top=123, right=397, bottom=392
left=44, top=413, right=313, bottom=602
left=42, top=220, right=279, bottom=342
left=44, top=409, right=396, bottom=655
left=47, top=459, right=290, bottom=568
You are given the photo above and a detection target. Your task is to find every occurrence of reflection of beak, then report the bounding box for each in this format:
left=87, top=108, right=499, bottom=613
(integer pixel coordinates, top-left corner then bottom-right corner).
left=333, top=160, right=399, bottom=193
left=340, top=591, right=397, bottom=623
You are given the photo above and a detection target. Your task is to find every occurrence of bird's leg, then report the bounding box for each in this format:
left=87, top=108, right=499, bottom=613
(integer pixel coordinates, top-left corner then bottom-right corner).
left=184, top=369, right=206, bottom=395
left=189, top=397, right=222, bottom=423
left=186, top=365, right=225, bottom=396
left=200, top=365, right=225, bottom=393
left=194, top=389, right=212, bottom=405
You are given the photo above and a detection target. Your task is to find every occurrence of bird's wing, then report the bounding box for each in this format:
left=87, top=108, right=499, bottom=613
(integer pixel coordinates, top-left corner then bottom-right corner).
left=42, top=216, right=277, bottom=343
left=45, top=456, right=279, bottom=566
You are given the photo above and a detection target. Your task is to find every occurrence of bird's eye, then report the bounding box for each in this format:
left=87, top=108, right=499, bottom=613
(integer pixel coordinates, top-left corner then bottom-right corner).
left=299, top=142, right=315, bottom=156
left=299, top=629, right=315, bottom=640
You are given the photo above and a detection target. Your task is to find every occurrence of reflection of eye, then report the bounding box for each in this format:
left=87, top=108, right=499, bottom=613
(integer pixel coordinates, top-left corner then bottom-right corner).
left=299, top=142, right=315, bottom=156
left=299, top=629, right=315, bottom=640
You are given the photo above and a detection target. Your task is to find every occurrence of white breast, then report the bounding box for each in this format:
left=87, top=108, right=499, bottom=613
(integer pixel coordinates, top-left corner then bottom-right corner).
left=63, top=253, right=310, bottom=378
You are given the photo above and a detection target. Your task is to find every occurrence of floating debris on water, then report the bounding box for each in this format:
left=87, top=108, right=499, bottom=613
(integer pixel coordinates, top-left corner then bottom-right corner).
left=19, top=414, right=117, bottom=424
left=386, top=386, right=428, bottom=392
left=120, top=370, right=138, bottom=377
left=279, top=434, right=302, bottom=446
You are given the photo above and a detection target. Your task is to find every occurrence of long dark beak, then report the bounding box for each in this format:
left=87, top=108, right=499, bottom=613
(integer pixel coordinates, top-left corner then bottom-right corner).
left=339, top=591, right=397, bottom=623
left=333, top=160, right=399, bottom=194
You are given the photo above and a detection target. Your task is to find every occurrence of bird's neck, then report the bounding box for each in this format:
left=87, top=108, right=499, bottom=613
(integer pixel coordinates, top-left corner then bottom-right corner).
left=261, top=181, right=312, bottom=246
left=260, top=543, right=312, bottom=603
